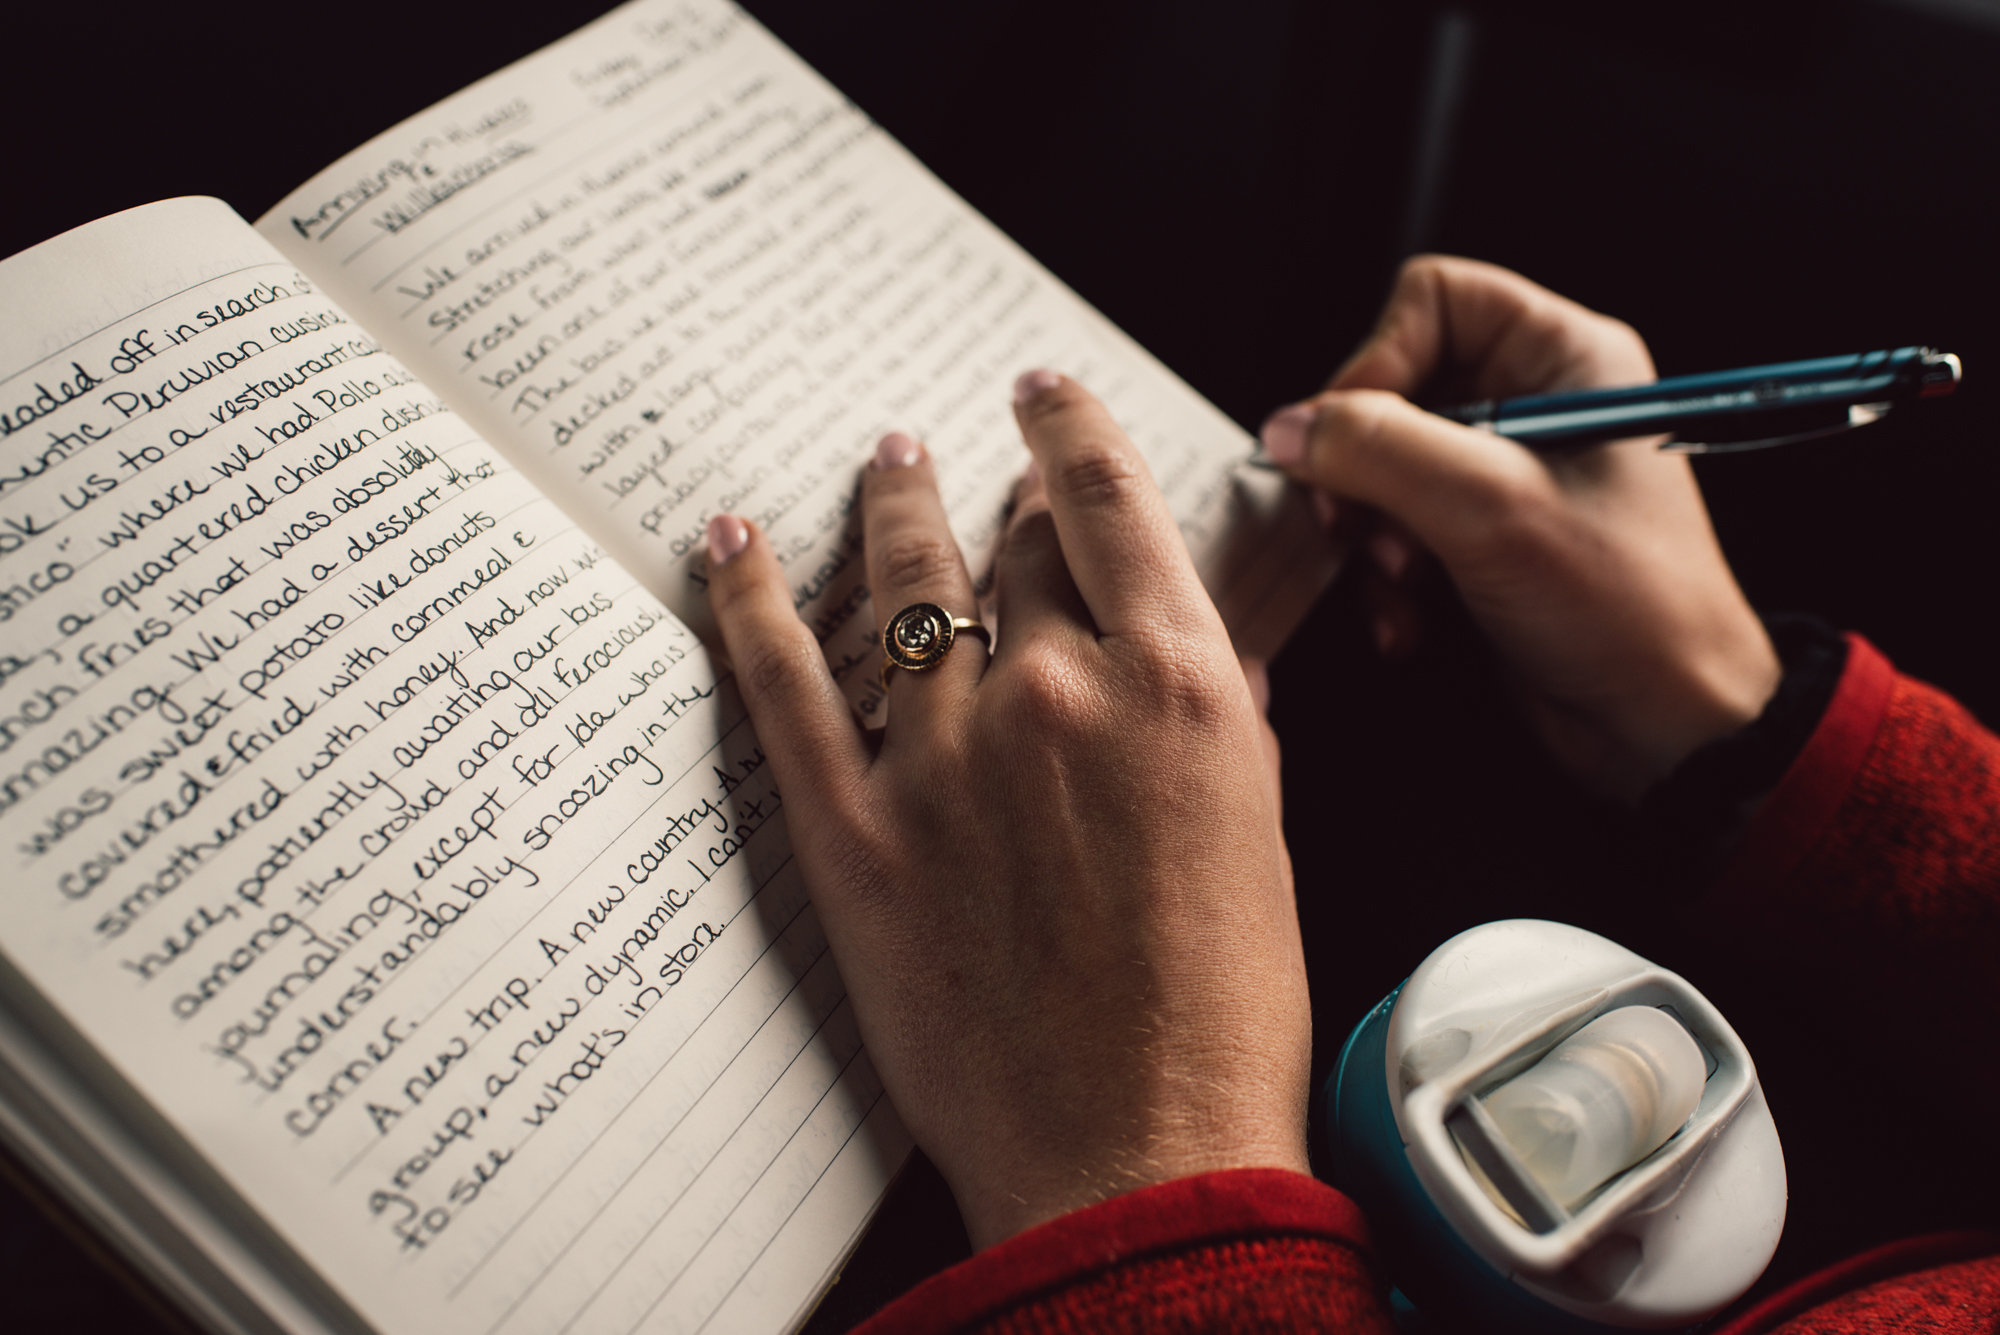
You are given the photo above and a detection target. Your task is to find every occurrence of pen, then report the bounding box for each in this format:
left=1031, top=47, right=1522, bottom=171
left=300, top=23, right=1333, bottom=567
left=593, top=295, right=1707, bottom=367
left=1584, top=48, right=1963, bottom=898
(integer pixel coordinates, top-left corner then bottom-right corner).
left=1252, top=346, right=1961, bottom=459
left=1444, top=346, right=1960, bottom=451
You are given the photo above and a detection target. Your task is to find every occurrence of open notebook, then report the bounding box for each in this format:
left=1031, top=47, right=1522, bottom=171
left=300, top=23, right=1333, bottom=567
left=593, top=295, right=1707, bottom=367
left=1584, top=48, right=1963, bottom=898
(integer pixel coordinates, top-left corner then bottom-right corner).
left=0, top=2, right=1332, bottom=1332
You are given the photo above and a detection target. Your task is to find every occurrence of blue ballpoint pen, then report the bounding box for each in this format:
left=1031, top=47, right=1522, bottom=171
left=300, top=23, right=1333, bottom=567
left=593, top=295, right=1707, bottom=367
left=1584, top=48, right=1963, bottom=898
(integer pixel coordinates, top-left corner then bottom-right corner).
left=1435, top=345, right=1961, bottom=452
left=1250, top=347, right=1963, bottom=463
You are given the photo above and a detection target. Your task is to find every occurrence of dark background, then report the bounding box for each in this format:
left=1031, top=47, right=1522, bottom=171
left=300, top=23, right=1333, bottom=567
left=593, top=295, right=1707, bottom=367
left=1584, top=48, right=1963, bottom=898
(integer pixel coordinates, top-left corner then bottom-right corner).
left=5, top=0, right=1998, bottom=1328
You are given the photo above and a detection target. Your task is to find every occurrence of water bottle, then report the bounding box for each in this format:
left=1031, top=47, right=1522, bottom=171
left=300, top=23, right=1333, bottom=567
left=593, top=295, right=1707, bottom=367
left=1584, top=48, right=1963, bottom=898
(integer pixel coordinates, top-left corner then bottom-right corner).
left=1326, top=920, right=1785, bottom=1331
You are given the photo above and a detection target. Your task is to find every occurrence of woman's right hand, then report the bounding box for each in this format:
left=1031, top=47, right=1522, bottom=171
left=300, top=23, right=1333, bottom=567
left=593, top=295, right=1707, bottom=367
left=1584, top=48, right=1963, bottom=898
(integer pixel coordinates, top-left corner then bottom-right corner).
left=1259, top=256, right=1780, bottom=804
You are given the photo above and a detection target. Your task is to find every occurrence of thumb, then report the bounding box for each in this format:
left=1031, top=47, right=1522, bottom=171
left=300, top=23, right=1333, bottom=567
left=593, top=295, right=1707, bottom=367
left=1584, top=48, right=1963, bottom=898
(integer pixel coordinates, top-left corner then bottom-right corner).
left=1260, top=388, right=1555, bottom=567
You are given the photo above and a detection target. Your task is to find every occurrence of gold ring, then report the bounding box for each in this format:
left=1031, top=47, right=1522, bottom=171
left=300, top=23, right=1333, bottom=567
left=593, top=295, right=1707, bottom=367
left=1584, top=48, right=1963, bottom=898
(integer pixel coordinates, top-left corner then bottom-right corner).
left=879, top=602, right=990, bottom=690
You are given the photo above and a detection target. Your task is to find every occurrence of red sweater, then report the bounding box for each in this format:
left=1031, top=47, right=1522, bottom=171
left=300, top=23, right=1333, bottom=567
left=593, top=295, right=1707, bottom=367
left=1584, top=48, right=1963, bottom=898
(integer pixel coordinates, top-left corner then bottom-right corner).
left=854, top=636, right=2000, bottom=1334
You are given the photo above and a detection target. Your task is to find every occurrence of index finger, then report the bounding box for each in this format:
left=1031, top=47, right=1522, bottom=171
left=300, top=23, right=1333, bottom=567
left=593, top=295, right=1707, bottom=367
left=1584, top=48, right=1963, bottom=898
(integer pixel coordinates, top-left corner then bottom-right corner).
left=1331, top=255, right=1654, bottom=400
left=1008, top=370, right=1217, bottom=640
left=702, top=515, right=869, bottom=812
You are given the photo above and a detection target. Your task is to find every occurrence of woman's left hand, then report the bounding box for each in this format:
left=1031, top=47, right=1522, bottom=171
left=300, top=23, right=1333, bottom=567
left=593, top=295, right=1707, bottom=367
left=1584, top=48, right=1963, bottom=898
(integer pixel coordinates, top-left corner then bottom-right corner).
left=703, top=372, right=1311, bottom=1250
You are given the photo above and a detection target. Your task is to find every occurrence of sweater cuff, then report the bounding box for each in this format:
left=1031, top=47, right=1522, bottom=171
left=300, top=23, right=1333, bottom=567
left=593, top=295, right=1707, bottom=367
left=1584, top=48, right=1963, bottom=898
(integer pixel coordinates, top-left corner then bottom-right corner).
left=1708, top=632, right=1896, bottom=903
left=1638, top=614, right=1848, bottom=876
left=851, top=1169, right=1375, bottom=1335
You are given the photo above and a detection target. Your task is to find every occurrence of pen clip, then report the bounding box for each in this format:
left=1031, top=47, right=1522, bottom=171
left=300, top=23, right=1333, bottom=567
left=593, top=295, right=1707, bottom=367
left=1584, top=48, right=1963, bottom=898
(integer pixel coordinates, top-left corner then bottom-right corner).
left=1664, top=402, right=1892, bottom=455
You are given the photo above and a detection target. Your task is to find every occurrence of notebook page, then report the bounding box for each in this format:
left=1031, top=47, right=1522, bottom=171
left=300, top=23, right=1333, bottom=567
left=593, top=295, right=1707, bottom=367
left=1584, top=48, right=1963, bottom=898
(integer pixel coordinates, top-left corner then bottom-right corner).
left=0, top=197, right=906, bottom=1335
left=256, top=0, right=1332, bottom=715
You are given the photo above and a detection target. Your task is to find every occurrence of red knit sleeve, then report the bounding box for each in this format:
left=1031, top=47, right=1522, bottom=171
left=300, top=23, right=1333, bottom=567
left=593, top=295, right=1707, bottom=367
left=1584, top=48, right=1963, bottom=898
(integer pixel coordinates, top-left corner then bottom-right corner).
left=1707, top=634, right=2000, bottom=1033
left=849, top=1168, right=1396, bottom=1334
left=1693, top=635, right=2000, bottom=1332
left=1711, top=1233, right=2000, bottom=1335
left=1716, top=631, right=2000, bottom=915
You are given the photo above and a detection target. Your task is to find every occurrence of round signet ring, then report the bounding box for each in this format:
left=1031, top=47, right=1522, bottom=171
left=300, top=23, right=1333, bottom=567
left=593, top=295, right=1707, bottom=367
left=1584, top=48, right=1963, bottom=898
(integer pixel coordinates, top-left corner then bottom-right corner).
left=879, top=602, right=989, bottom=691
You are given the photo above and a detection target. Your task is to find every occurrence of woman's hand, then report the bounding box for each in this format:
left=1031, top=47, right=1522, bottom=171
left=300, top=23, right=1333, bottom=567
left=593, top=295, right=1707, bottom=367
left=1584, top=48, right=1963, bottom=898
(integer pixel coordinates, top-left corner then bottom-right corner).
left=704, top=373, right=1311, bottom=1250
left=1260, top=256, right=1780, bottom=803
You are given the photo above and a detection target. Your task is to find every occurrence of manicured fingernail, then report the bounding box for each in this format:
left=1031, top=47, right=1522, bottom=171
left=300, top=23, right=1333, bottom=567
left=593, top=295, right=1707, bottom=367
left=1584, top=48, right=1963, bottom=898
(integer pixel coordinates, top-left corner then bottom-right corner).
left=1260, top=403, right=1315, bottom=466
left=872, top=431, right=922, bottom=469
left=1310, top=489, right=1339, bottom=530
left=1369, top=530, right=1412, bottom=580
left=1013, top=368, right=1062, bottom=404
left=706, top=514, right=749, bottom=565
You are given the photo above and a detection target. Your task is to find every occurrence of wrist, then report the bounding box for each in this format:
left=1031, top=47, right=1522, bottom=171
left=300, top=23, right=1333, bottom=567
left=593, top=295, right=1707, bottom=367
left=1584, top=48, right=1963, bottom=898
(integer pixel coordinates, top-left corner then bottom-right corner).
left=1644, top=616, right=1786, bottom=793
left=1538, top=606, right=1783, bottom=805
left=944, top=1081, right=1312, bottom=1250
left=955, top=1135, right=1313, bottom=1251
left=1639, top=615, right=1849, bottom=873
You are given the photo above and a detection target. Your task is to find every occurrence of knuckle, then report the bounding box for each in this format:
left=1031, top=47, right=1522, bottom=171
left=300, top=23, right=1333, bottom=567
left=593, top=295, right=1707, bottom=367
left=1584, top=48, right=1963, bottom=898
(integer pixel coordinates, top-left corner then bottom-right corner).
left=1319, top=388, right=1401, bottom=456
left=1126, top=635, right=1240, bottom=730
left=1050, top=443, right=1144, bottom=509
left=1396, top=253, right=1481, bottom=308
left=874, top=532, right=964, bottom=593
left=996, top=632, right=1243, bottom=754
left=1396, top=252, right=1449, bottom=294
left=1591, top=313, right=1655, bottom=368
left=996, top=643, right=1104, bottom=740
left=737, top=626, right=824, bottom=703
left=706, top=559, right=758, bottom=619
left=1596, top=313, right=1643, bottom=347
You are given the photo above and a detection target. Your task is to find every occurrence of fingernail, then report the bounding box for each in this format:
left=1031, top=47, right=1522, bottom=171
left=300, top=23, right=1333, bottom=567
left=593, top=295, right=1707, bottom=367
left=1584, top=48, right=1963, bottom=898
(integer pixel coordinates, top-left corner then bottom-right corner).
left=1310, top=489, right=1339, bottom=530
left=1260, top=403, right=1314, bottom=466
left=1013, top=368, right=1062, bottom=404
left=1022, top=457, right=1041, bottom=487
left=1369, top=530, right=1412, bottom=580
left=872, top=431, right=922, bottom=469
left=706, top=514, right=749, bottom=566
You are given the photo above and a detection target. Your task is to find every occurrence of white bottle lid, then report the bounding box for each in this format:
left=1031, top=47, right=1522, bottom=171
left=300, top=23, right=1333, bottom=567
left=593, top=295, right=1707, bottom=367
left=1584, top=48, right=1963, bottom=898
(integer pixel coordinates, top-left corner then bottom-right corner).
left=1482, top=1006, right=1708, bottom=1210
left=1385, top=920, right=1785, bottom=1326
